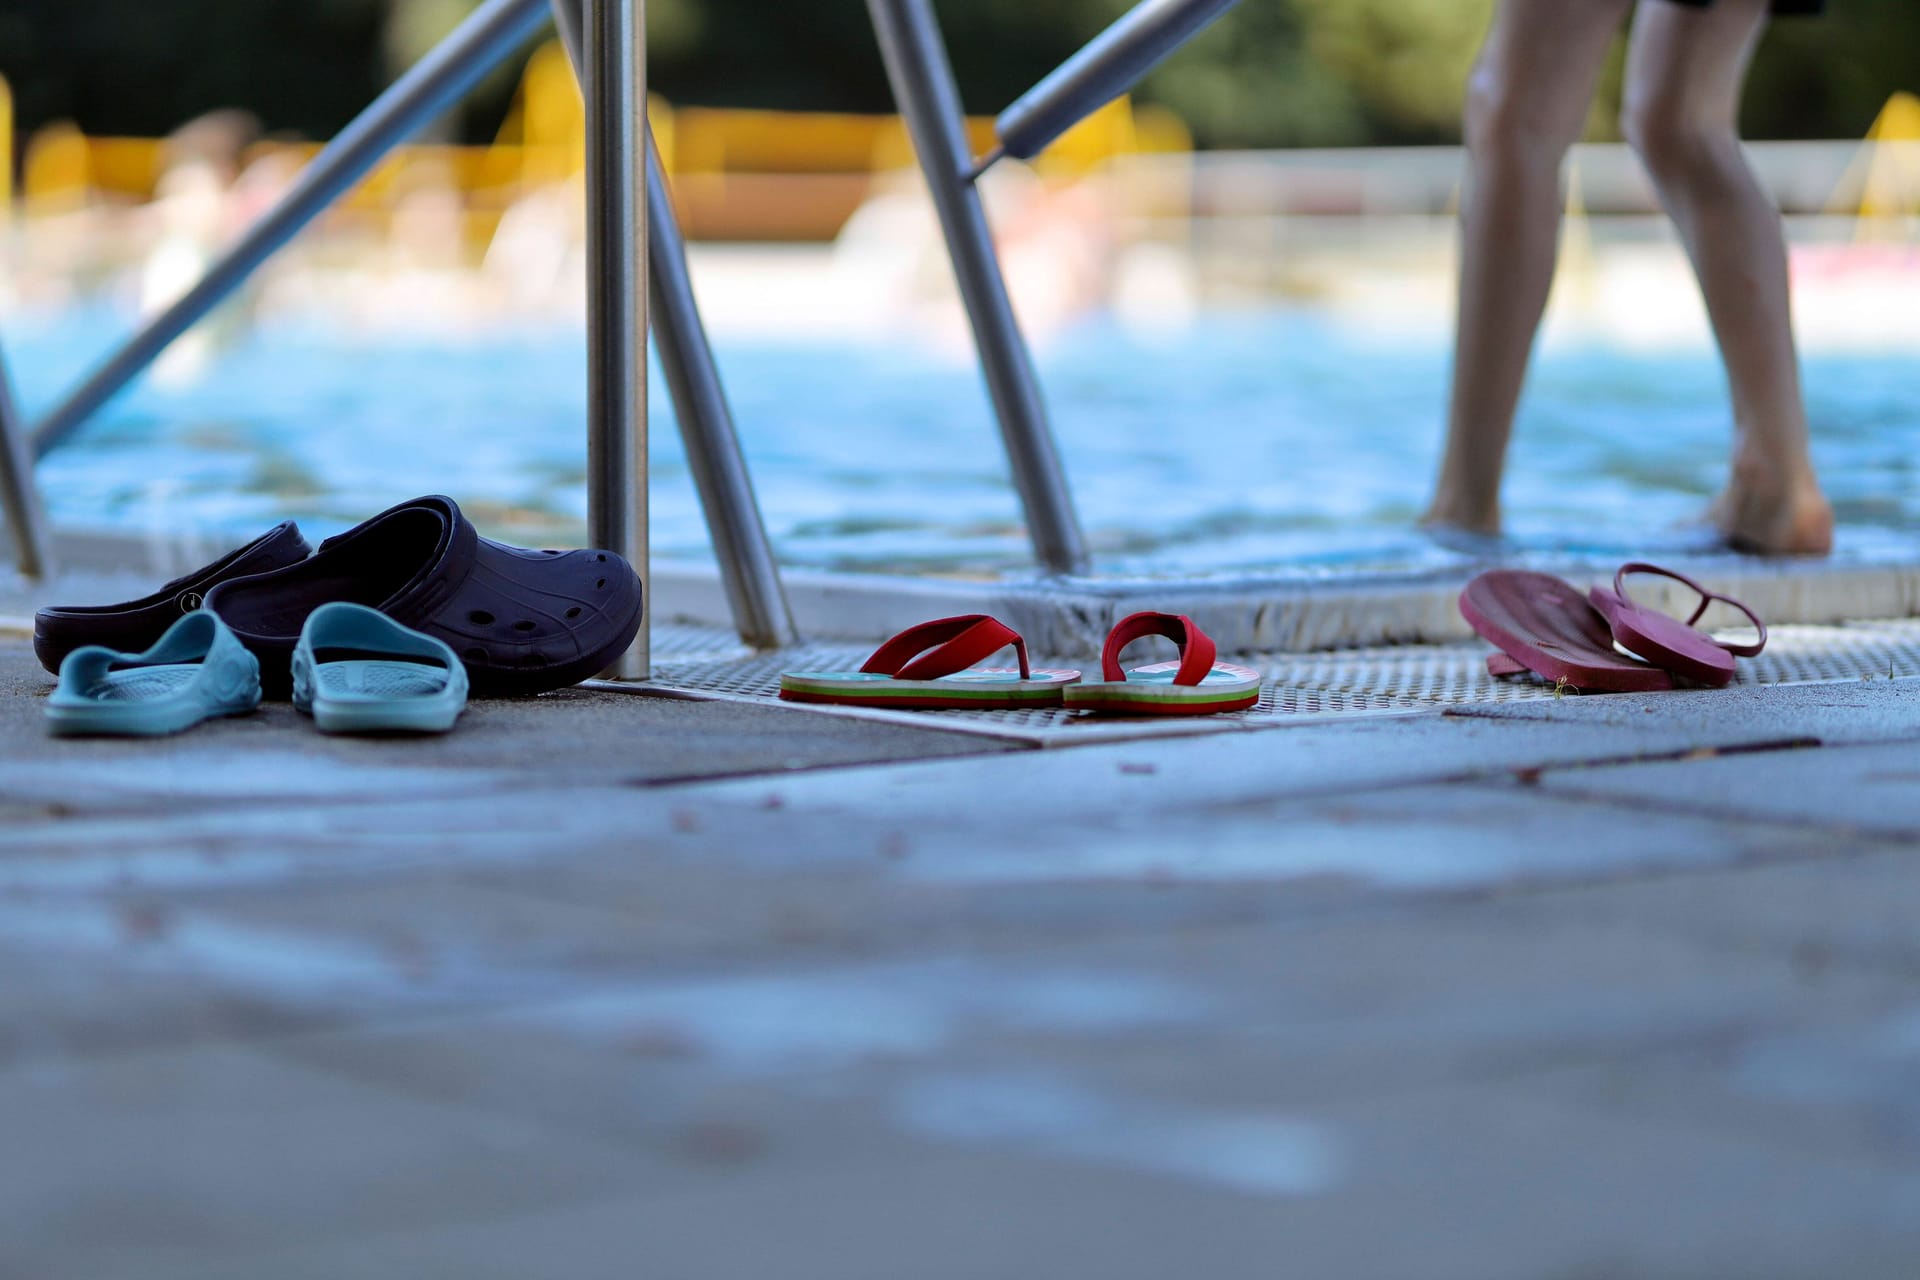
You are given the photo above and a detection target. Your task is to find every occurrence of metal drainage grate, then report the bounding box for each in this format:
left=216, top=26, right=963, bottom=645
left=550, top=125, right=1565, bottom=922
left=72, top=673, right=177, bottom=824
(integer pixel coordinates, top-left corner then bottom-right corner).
left=1251, top=645, right=1552, bottom=707
left=647, top=639, right=1427, bottom=741
left=653, top=623, right=757, bottom=666
left=636, top=619, right=1920, bottom=743
left=1738, top=623, right=1920, bottom=686
left=1249, top=622, right=1920, bottom=706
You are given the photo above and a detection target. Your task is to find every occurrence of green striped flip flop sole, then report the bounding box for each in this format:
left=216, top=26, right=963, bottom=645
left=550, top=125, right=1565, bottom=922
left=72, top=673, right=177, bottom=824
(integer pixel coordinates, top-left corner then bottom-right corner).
left=779, top=667, right=1080, bottom=710
left=1062, top=661, right=1262, bottom=716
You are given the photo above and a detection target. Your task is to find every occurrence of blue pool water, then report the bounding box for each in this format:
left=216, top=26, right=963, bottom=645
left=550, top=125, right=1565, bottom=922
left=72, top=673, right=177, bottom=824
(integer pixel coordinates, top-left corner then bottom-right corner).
left=12, top=304, right=1917, bottom=577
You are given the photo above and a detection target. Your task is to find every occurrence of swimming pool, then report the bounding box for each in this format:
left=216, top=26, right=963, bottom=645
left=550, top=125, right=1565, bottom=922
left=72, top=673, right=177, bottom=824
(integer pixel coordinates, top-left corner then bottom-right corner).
left=13, top=302, right=1918, bottom=578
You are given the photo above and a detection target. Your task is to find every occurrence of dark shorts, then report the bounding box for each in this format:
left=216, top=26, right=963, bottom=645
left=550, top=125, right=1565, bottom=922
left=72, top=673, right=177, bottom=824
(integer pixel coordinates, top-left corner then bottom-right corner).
left=1662, top=0, right=1826, bottom=13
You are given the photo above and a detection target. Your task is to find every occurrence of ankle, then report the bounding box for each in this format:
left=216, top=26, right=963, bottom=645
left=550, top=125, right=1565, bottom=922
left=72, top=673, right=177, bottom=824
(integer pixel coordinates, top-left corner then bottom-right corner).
left=1421, top=495, right=1502, bottom=535
left=1714, top=467, right=1834, bottom=557
left=1729, top=440, right=1818, bottom=497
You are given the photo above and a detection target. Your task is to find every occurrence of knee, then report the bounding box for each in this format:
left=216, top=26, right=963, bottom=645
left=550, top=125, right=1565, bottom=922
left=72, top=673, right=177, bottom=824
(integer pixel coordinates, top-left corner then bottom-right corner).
left=1621, top=93, right=1731, bottom=183
left=1463, top=71, right=1571, bottom=169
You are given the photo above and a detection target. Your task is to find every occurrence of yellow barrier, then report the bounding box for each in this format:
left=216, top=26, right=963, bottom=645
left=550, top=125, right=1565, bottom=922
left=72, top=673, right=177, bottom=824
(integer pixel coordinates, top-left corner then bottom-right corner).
left=16, top=38, right=1197, bottom=243
left=493, top=39, right=587, bottom=185
left=1858, top=91, right=1920, bottom=221
left=491, top=39, right=1190, bottom=180
left=23, top=121, right=90, bottom=215
left=1828, top=91, right=1920, bottom=240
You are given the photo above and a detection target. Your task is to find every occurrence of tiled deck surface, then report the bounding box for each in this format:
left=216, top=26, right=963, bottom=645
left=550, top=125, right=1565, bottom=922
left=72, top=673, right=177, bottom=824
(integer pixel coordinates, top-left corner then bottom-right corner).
left=5, top=626, right=1920, bottom=1278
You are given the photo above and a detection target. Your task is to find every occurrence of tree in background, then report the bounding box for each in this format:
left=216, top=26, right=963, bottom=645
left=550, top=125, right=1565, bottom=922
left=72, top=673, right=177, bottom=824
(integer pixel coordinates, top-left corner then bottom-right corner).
left=1744, top=1, right=1920, bottom=141
left=0, top=0, right=391, bottom=143
left=1285, top=0, right=1504, bottom=142
left=0, top=0, right=1912, bottom=151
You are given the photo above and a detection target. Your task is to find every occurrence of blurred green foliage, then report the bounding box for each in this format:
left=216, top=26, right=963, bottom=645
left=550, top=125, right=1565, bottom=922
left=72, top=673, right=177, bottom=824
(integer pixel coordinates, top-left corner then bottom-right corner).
left=0, top=0, right=1914, bottom=150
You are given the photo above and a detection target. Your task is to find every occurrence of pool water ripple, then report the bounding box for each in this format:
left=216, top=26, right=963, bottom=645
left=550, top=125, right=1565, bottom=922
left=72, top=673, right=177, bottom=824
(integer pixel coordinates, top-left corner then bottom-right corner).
left=16, top=304, right=1918, bottom=576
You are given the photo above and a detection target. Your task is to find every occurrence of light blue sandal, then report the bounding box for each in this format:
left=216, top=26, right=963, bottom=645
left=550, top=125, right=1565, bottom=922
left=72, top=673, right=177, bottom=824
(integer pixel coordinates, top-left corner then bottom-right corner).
left=292, top=602, right=469, bottom=734
left=46, top=610, right=261, bottom=737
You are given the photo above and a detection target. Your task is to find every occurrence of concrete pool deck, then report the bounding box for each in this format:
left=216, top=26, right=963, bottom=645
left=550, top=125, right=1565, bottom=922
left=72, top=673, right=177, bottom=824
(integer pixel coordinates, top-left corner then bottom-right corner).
left=6, top=607, right=1920, bottom=1277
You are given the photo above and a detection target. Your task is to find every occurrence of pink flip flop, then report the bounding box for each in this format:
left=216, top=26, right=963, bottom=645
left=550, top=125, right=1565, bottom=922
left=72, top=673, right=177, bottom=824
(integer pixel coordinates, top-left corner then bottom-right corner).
left=1460, top=569, right=1674, bottom=693
left=1586, top=562, right=1768, bottom=689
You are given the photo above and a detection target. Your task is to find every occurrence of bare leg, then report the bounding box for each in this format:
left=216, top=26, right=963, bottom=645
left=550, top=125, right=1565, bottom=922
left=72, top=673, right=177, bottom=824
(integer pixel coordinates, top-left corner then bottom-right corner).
left=1425, top=0, right=1635, bottom=535
left=1623, top=0, right=1832, bottom=555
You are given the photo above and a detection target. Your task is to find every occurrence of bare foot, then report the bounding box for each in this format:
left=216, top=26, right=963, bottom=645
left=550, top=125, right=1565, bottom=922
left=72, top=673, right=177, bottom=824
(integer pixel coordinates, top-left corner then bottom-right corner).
left=1418, top=499, right=1508, bottom=557
left=1419, top=497, right=1501, bottom=539
left=1709, top=469, right=1834, bottom=557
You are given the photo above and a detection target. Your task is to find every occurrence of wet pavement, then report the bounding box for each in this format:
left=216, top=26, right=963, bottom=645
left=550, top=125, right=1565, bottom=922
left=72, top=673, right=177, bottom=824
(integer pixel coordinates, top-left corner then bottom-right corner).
left=4, top=632, right=1920, bottom=1278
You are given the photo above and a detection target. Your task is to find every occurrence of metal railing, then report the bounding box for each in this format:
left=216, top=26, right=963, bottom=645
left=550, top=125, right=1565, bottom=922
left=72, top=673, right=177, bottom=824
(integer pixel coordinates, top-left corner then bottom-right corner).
left=0, top=336, right=49, bottom=578
left=1, top=0, right=795, bottom=663
left=866, top=0, right=1089, bottom=576
left=0, top=0, right=1240, bottom=669
left=576, top=0, right=650, bottom=677
left=865, top=0, right=1241, bottom=579
left=550, top=0, right=798, bottom=651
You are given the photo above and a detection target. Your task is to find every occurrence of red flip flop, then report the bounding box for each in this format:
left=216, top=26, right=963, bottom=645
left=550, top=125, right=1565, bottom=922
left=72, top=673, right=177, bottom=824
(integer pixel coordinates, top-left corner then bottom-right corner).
left=779, top=615, right=1080, bottom=709
left=1062, top=612, right=1262, bottom=715
left=1460, top=570, right=1674, bottom=693
left=1586, top=562, right=1768, bottom=689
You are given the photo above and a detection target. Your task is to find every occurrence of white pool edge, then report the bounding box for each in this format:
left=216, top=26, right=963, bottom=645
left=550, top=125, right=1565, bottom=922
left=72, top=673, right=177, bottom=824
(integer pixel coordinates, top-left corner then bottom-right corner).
left=657, top=556, right=1920, bottom=656
left=11, top=525, right=1920, bottom=657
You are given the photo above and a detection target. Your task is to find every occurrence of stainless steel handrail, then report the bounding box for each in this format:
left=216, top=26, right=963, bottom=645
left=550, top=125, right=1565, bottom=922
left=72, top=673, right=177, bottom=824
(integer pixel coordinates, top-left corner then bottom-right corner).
left=866, top=0, right=1092, bottom=578
left=641, top=136, right=797, bottom=649
left=29, top=0, right=554, bottom=459
left=0, top=338, right=51, bottom=578
left=551, top=0, right=799, bottom=650
left=7, top=0, right=782, bottom=655
left=582, top=0, right=649, bottom=679
left=5, top=0, right=1232, bottom=599
left=868, top=0, right=1238, bottom=575
left=2, top=0, right=553, bottom=583
left=981, top=0, right=1241, bottom=175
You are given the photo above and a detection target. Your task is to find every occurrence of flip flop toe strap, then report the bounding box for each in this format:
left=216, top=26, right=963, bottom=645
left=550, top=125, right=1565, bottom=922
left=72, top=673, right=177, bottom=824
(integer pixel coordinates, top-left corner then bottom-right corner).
left=1616, top=562, right=1768, bottom=657
left=1101, top=612, right=1216, bottom=686
left=860, top=615, right=1032, bottom=681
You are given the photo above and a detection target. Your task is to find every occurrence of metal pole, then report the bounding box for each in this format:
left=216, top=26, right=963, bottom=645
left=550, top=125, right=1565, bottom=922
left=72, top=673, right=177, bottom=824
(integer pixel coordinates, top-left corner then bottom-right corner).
left=866, top=0, right=1091, bottom=577
left=552, top=0, right=798, bottom=649
left=0, top=335, right=52, bottom=578
left=985, top=0, right=1240, bottom=172
left=31, top=0, right=552, bottom=457
left=584, top=0, right=648, bottom=678
left=644, top=135, right=796, bottom=649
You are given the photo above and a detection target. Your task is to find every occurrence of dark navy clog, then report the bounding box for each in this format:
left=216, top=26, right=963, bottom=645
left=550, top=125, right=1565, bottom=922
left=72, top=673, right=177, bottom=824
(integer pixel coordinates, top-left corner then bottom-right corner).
left=33, top=521, right=312, bottom=676
left=206, top=495, right=644, bottom=697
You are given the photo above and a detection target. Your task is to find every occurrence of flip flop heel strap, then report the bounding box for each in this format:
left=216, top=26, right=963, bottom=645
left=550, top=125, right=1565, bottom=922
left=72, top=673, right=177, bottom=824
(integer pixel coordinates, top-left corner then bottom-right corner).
left=1704, top=592, right=1768, bottom=657
left=1101, top=612, right=1217, bottom=687
left=1617, top=562, right=1767, bottom=656
left=1616, top=562, right=1715, bottom=626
